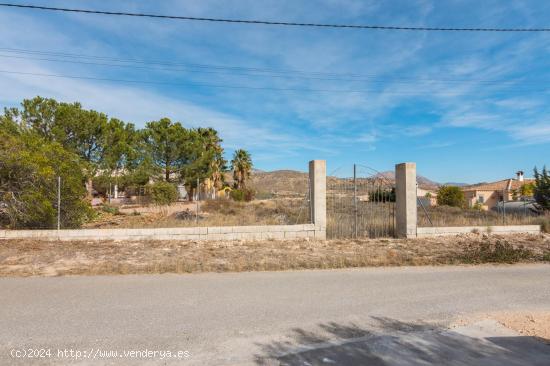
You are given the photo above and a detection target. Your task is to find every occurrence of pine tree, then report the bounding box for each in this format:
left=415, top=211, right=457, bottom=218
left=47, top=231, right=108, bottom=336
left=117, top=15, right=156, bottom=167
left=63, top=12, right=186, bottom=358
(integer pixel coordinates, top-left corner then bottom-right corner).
left=534, top=166, right=550, bottom=211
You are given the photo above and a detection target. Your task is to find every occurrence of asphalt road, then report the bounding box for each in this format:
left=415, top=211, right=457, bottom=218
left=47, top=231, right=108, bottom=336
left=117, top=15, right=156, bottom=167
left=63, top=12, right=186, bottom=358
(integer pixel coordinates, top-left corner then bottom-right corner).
left=1, top=265, right=549, bottom=365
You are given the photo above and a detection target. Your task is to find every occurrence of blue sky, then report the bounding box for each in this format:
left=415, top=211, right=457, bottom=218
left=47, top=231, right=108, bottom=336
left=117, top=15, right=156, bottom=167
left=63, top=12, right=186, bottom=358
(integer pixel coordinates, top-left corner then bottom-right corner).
left=0, top=0, right=549, bottom=183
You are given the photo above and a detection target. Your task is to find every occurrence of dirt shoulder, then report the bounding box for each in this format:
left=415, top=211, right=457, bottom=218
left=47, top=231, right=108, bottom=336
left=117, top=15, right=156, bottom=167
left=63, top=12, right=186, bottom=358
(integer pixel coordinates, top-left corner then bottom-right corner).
left=0, top=233, right=549, bottom=277
left=453, top=311, right=550, bottom=343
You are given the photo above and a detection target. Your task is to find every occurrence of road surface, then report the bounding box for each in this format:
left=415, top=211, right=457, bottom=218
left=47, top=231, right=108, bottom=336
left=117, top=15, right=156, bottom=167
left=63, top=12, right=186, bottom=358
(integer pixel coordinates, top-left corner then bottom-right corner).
left=1, top=265, right=549, bottom=365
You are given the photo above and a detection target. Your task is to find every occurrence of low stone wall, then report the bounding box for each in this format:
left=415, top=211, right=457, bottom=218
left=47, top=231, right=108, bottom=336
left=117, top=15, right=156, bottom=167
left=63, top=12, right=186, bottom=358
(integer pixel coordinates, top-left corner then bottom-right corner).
left=0, top=224, right=322, bottom=241
left=417, top=225, right=541, bottom=237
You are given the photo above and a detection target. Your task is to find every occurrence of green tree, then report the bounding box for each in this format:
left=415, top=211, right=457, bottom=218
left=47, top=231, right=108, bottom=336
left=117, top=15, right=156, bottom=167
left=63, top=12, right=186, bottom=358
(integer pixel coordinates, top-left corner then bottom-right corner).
left=197, top=127, right=226, bottom=191
left=520, top=182, right=535, bottom=198
left=180, top=128, right=227, bottom=199
left=436, top=186, right=465, bottom=207
left=97, top=118, right=138, bottom=194
left=0, top=108, right=21, bottom=135
left=231, top=149, right=252, bottom=189
left=534, top=167, right=550, bottom=211
left=0, top=129, right=91, bottom=228
left=19, top=96, right=59, bottom=139
left=142, top=118, right=188, bottom=182
left=149, top=181, right=179, bottom=206
left=10, top=97, right=112, bottom=196
left=369, top=187, right=396, bottom=202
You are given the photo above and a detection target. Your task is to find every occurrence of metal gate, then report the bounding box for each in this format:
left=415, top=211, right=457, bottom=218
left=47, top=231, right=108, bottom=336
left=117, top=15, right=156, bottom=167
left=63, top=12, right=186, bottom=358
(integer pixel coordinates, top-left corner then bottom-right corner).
left=327, top=164, right=395, bottom=239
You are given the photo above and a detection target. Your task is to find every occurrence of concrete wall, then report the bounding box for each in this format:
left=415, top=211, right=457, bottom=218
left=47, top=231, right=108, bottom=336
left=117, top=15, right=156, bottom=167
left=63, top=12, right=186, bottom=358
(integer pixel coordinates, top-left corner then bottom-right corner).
left=0, top=224, right=319, bottom=242
left=0, top=160, right=328, bottom=243
left=417, top=225, right=541, bottom=237
left=395, top=162, right=417, bottom=238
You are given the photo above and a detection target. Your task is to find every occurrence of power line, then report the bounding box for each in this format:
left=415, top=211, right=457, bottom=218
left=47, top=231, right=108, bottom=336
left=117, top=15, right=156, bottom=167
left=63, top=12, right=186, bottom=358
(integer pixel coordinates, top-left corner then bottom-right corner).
left=1, top=3, right=549, bottom=32
left=0, top=47, right=544, bottom=86
left=0, top=53, right=539, bottom=86
left=1, top=69, right=548, bottom=95
left=0, top=47, right=484, bottom=79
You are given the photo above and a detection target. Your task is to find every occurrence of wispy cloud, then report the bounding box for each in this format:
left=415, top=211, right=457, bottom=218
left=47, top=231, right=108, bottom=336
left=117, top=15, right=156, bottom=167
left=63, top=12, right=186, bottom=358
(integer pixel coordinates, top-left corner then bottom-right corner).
left=0, top=0, right=549, bottom=177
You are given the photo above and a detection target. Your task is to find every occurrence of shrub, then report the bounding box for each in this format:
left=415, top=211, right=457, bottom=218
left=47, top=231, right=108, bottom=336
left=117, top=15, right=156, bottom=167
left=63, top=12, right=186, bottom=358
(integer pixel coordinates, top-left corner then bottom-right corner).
left=369, top=187, right=396, bottom=202
left=149, top=181, right=179, bottom=206
left=100, top=204, right=121, bottom=215
left=230, top=188, right=255, bottom=202
left=437, top=186, right=465, bottom=207
left=0, top=131, right=92, bottom=229
left=459, top=240, right=533, bottom=264
left=472, top=202, right=484, bottom=211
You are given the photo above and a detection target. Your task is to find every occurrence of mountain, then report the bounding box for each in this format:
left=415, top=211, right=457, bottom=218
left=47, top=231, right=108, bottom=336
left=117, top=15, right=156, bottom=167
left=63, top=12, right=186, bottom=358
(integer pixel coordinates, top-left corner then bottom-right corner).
left=248, top=169, right=443, bottom=197
left=250, top=170, right=309, bottom=197
left=442, top=182, right=469, bottom=187
left=374, top=171, right=440, bottom=189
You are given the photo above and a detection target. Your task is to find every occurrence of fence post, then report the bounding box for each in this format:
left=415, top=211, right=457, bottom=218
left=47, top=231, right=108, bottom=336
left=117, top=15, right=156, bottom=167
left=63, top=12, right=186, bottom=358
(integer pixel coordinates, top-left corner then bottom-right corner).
left=57, top=176, right=61, bottom=231
left=309, top=160, right=326, bottom=240
left=196, top=178, right=200, bottom=224
left=395, top=162, right=417, bottom=238
left=353, top=163, right=358, bottom=239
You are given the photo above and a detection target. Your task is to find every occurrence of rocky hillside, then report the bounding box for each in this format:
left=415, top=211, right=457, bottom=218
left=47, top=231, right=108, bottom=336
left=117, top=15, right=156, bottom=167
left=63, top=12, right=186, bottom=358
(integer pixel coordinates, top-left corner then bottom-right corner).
left=374, top=171, right=440, bottom=189
left=248, top=169, right=441, bottom=197
left=250, top=170, right=309, bottom=197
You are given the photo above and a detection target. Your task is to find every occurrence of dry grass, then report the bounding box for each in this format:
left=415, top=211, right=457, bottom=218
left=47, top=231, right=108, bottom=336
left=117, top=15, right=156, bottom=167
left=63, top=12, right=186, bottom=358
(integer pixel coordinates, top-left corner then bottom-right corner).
left=84, top=198, right=310, bottom=229
left=418, top=205, right=550, bottom=229
left=1, top=234, right=549, bottom=277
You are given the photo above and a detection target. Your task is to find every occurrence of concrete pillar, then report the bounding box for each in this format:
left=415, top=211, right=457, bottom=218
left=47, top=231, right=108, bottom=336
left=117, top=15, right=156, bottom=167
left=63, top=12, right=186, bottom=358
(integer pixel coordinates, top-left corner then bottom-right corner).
left=395, top=162, right=417, bottom=238
left=309, top=160, right=326, bottom=240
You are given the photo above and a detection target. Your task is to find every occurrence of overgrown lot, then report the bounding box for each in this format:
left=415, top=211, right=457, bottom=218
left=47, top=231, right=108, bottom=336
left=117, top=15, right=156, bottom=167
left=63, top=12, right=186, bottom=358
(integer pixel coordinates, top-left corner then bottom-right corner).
left=418, top=205, right=550, bottom=229
left=83, top=198, right=310, bottom=229
left=1, top=234, right=549, bottom=277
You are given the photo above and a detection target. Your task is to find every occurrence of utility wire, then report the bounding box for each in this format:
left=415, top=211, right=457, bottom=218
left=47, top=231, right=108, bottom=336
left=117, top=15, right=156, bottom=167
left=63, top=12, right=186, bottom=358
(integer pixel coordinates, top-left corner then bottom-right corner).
left=1, top=3, right=549, bottom=32
left=0, top=47, right=544, bottom=86
left=1, top=53, right=541, bottom=86
left=0, top=47, right=490, bottom=79
left=3, top=69, right=548, bottom=95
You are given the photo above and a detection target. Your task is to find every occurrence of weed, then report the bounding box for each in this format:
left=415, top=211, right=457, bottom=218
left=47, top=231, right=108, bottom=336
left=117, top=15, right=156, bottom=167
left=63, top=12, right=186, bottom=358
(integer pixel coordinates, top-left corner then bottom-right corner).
left=459, top=239, right=533, bottom=264
left=100, top=204, right=121, bottom=215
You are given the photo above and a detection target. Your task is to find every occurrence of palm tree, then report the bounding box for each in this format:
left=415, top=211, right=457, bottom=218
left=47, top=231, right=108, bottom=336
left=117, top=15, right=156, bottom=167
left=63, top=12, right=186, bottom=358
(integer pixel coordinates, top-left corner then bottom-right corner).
left=231, top=149, right=252, bottom=189
left=197, top=127, right=226, bottom=194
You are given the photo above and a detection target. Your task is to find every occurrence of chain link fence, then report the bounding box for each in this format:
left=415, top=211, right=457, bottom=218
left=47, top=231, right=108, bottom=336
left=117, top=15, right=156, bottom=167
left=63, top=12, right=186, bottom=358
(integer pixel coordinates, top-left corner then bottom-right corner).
left=1, top=176, right=312, bottom=230
left=417, top=185, right=548, bottom=229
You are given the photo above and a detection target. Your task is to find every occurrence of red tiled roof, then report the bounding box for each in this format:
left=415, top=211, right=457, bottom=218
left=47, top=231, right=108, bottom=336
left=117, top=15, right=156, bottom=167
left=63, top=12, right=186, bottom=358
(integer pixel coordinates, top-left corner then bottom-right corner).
left=462, top=178, right=535, bottom=192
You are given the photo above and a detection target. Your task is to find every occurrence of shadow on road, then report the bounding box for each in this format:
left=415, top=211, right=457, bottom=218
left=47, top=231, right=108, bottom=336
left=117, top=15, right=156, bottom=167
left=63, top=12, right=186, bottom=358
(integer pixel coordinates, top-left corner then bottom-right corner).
left=254, top=317, right=550, bottom=366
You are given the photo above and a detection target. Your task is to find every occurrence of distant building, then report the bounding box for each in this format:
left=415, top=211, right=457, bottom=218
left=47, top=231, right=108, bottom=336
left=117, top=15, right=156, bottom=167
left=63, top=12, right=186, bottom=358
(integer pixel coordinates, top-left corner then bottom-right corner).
left=462, top=171, right=535, bottom=210
left=416, top=186, right=438, bottom=206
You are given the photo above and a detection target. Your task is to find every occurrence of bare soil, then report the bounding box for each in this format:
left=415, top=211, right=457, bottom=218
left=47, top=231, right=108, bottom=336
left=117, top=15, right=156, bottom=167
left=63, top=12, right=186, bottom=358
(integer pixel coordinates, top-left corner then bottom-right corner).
left=0, top=233, right=549, bottom=277
left=453, top=311, right=550, bottom=343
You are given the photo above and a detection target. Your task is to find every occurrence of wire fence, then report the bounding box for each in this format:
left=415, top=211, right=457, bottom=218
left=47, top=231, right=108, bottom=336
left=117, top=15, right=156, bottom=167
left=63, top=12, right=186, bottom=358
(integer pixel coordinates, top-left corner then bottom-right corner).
left=4, top=172, right=547, bottom=233
left=417, top=201, right=545, bottom=228
left=327, top=165, right=395, bottom=239
left=1, top=176, right=312, bottom=230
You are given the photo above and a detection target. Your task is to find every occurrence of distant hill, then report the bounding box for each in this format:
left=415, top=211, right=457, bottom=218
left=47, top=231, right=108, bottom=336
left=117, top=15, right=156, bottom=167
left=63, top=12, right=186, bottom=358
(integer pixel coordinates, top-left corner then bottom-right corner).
left=250, top=170, right=309, bottom=196
left=248, top=169, right=442, bottom=197
left=442, top=182, right=469, bottom=187
left=374, top=171, right=440, bottom=189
